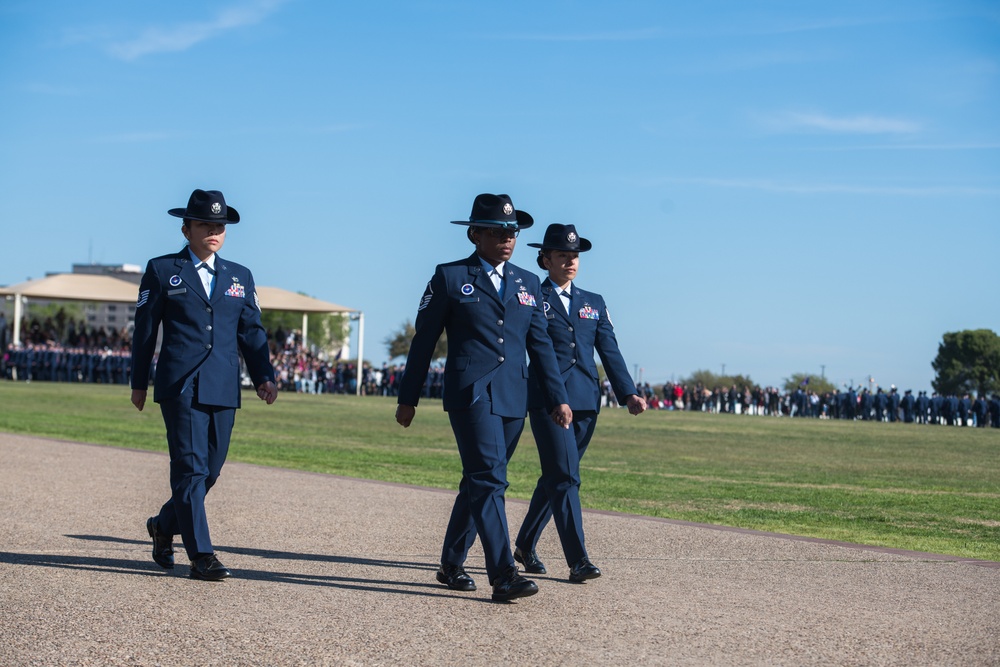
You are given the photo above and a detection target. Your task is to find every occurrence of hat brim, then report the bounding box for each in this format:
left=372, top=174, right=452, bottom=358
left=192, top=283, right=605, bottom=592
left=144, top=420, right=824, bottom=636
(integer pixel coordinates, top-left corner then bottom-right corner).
left=450, top=210, right=533, bottom=229
left=527, top=236, right=592, bottom=252
left=168, top=207, right=240, bottom=223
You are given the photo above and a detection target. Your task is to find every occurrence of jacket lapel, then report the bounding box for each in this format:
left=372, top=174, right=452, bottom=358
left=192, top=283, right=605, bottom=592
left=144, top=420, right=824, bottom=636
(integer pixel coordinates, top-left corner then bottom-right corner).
left=211, top=257, right=231, bottom=304
left=176, top=254, right=209, bottom=304
left=543, top=279, right=571, bottom=322
left=468, top=253, right=502, bottom=305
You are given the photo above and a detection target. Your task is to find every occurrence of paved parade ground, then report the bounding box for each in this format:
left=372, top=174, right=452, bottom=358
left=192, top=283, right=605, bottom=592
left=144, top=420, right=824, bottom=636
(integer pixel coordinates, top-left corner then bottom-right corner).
left=0, top=433, right=997, bottom=666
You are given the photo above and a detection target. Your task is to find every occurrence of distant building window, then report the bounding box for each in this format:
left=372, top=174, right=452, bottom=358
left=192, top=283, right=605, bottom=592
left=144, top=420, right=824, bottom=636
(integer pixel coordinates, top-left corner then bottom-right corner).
left=108, top=316, right=117, bottom=323
left=87, top=315, right=97, bottom=322
left=108, top=305, right=117, bottom=312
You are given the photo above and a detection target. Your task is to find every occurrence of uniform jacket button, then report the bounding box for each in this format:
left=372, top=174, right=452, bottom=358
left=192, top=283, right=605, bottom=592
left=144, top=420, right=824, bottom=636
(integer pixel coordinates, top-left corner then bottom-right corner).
left=206, top=325, right=213, bottom=331
left=205, top=343, right=213, bottom=350
left=568, top=326, right=574, bottom=332
left=206, top=306, right=212, bottom=313
left=497, top=337, right=504, bottom=344
left=569, top=342, right=575, bottom=348
left=497, top=319, right=503, bottom=326
left=570, top=358, right=576, bottom=364
left=498, top=356, right=505, bottom=363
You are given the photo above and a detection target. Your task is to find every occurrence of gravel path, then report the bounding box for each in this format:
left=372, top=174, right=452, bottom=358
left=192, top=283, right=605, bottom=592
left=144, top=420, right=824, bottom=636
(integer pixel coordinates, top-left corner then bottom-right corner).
left=0, top=433, right=996, bottom=666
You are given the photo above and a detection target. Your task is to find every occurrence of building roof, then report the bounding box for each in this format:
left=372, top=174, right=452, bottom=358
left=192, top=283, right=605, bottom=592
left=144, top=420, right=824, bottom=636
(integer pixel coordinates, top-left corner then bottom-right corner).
left=0, top=274, right=139, bottom=303
left=0, top=275, right=356, bottom=314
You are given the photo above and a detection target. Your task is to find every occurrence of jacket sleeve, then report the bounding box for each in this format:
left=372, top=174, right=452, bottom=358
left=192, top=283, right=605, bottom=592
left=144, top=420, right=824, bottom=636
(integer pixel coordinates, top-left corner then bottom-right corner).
left=398, top=268, right=447, bottom=407
left=237, top=269, right=275, bottom=388
left=593, top=297, right=638, bottom=404
left=526, top=280, right=570, bottom=410
left=130, top=260, right=163, bottom=390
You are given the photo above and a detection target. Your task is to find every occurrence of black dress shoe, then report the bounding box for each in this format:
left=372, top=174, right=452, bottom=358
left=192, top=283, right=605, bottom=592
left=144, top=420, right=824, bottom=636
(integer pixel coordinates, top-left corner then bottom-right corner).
left=513, top=547, right=547, bottom=574
left=189, top=554, right=231, bottom=581
left=491, top=565, right=538, bottom=602
left=436, top=564, right=476, bottom=591
left=568, top=558, right=602, bottom=583
left=146, top=517, right=174, bottom=569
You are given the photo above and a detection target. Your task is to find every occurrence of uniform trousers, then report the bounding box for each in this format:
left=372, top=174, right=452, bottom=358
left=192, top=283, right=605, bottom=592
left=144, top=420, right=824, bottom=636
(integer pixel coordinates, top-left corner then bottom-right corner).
left=156, top=381, right=235, bottom=560
left=441, top=395, right=524, bottom=583
left=516, top=409, right=598, bottom=566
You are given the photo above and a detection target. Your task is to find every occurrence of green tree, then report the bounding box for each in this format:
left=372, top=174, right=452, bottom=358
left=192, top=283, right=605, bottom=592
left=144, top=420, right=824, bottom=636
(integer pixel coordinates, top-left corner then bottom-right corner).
left=783, top=373, right=836, bottom=395
left=931, top=329, right=1000, bottom=396
left=384, top=320, right=447, bottom=361
left=679, top=369, right=756, bottom=389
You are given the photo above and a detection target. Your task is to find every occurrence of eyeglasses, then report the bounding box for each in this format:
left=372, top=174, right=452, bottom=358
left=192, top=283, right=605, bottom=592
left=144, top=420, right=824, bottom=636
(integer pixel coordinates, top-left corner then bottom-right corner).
left=477, top=226, right=519, bottom=239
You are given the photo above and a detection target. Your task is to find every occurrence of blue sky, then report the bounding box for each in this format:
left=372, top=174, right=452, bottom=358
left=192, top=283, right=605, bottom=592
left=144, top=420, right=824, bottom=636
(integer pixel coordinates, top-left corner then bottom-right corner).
left=1, top=0, right=997, bottom=392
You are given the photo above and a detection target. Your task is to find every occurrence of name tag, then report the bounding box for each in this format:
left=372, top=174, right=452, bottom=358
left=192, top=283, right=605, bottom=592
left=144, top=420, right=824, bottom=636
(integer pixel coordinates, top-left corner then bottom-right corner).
left=167, top=288, right=187, bottom=296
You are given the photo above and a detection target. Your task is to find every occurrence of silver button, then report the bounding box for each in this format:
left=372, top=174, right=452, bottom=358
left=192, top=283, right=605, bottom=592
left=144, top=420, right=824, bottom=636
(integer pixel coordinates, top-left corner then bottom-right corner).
left=205, top=344, right=213, bottom=350
left=568, top=326, right=574, bottom=332
left=497, top=337, right=504, bottom=344
left=206, top=325, right=213, bottom=331
left=497, top=319, right=503, bottom=326
left=570, top=358, right=576, bottom=364
left=569, top=342, right=576, bottom=348
left=206, top=306, right=212, bottom=313
left=498, top=356, right=505, bottom=363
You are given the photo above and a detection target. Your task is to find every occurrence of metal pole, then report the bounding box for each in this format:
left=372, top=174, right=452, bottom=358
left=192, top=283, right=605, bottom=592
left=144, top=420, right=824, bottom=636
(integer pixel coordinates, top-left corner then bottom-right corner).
left=301, top=313, right=309, bottom=349
left=355, top=311, right=365, bottom=396
left=13, top=293, right=22, bottom=346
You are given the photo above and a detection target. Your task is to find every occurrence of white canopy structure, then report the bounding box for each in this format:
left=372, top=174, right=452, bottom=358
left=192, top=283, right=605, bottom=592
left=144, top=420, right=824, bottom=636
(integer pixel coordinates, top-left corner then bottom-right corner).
left=1, top=275, right=365, bottom=394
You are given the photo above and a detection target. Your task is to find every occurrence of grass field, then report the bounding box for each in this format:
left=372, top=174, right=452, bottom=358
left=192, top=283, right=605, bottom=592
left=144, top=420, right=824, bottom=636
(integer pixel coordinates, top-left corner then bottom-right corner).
left=1, top=381, right=997, bottom=561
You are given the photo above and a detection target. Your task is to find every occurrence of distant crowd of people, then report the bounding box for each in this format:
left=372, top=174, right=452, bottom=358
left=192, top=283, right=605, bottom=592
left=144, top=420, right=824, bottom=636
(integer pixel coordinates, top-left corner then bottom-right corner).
left=3, top=315, right=998, bottom=427
left=648, top=382, right=1000, bottom=427
left=1, top=314, right=133, bottom=384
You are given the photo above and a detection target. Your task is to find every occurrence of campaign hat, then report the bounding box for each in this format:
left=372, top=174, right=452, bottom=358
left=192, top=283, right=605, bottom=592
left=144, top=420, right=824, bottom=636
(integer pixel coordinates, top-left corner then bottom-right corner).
left=527, top=223, right=592, bottom=252
left=168, top=189, right=240, bottom=224
left=450, top=193, right=533, bottom=229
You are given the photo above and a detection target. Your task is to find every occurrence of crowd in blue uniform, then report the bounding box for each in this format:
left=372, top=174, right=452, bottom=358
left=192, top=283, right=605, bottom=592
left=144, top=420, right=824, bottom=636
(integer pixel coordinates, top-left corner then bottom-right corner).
left=651, top=381, right=1000, bottom=427
left=4, top=324, right=997, bottom=429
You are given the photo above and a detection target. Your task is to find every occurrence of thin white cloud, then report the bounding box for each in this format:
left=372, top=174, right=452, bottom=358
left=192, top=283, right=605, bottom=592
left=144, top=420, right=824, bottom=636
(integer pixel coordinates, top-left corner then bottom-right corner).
left=24, top=83, right=82, bottom=96
left=808, top=142, right=1000, bottom=152
left=650, top=176, right=1000, bottom=197
left=491, top=27, right=662, bottom=42
left=764, top=111, right=921, bottom=134
left=91, top=131, right=184, bottom=144
left=107, top=0, right=288, bottom=61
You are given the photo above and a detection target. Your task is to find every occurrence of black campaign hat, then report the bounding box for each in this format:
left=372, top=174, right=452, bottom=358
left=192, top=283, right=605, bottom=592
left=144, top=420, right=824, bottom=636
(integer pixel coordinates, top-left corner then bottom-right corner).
left=527, top=223, right=592, bottom=252
left=450, top=193, right=533, bottom=229
left=168, top=189, right=240, bottom=224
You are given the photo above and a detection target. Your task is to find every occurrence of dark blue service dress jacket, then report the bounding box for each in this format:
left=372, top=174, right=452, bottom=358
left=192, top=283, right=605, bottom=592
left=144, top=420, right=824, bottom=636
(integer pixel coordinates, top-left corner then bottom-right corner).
left=528, top=281, right=637, bottom=412
left=130, top=251, right=273, bottom=406
left=398, top=253, right=568, bottom=415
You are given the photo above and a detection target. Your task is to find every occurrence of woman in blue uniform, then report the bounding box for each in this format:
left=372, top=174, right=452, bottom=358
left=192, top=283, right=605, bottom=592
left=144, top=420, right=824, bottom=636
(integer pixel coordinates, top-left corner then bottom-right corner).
left=131, top=188, right=277, bottom=581
left=514, top=223, right=647, bottom=582
left=395, top=194, right=572, bottom=602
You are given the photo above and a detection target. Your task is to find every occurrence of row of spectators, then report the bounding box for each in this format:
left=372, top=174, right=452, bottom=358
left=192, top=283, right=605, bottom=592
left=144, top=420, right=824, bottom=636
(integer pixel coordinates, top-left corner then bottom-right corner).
left=4, top=315, right=998, bottom=426
left=649, top=382, right=1000, bottom=427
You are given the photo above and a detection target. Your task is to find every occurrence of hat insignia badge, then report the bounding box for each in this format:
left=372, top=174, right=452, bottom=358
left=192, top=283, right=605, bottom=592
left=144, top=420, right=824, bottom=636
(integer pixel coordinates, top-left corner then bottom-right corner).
left=567, top=231, right=577, bottom=243
left=502, top=203, right=513, bottom=216
left=211, top=202, right=222, bottom=214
